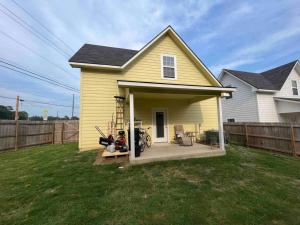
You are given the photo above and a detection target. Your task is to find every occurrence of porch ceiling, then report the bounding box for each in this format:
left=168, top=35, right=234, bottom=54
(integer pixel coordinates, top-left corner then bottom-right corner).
left=275, top=97, right=300, bottom=113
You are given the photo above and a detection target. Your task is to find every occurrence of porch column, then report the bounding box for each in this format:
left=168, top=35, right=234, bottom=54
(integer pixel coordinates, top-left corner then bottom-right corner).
left=129, top=93, right=135, bottom=160
left=217, top=96, right=225, bottom=151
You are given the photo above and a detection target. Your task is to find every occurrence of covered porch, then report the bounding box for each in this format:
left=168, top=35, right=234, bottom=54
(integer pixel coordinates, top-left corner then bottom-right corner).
left=118, top=80, right=234, bottom=163
left=130, top=143, right=225, bottom=164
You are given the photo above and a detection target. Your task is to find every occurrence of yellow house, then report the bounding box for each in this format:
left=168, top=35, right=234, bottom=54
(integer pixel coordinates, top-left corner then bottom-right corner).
left=69, top=26, right=234, bottom=163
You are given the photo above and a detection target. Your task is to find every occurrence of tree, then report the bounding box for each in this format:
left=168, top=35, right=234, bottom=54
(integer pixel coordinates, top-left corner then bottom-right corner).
left=18, top=111, right=28, bottom=120
left=29, top=116, right=43, bottom=121
left=0, top=105, right=14, bottom=120
left=63, top=116, right=69, bottom=120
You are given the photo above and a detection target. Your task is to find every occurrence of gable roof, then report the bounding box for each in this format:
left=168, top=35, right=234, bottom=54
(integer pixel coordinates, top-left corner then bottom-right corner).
left=69, top=26, right=222, bottom=86
left=223, top=60, right=299, bottom=90
left=69, top=44, right=138, bottom=67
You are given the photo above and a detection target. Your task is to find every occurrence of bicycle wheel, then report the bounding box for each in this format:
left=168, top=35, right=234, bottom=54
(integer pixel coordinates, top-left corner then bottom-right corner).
left=146, top=135, right=151, bottom=148
left=139, top=139, right=145, bottom=152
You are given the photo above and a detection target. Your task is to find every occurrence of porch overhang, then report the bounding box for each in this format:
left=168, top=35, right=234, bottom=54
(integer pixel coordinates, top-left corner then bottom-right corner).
left=118, top=80, right=235, bottom=96
left=275, top=97, right=300, bottom=113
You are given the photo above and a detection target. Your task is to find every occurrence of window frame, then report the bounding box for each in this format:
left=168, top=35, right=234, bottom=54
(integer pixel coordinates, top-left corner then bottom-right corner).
left=161, top=54, right=177, bottom=80
left=291, top=80, right=298, bottom=96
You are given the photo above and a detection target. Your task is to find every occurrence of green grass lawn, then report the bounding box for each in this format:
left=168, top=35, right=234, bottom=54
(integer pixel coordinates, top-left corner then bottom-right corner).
left=1, top=144, right=300, bottom=225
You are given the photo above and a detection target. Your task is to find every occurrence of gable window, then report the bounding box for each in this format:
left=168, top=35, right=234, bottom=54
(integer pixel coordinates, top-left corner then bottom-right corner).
left=292, top=80, right=298, bottom=95
left=161, top=55, right=176, bottom=79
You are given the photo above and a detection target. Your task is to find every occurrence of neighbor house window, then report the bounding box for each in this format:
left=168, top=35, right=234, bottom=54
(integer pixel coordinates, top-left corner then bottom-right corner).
left=227, top=118, right=235, bottom=122
left=292, top=80, right=298, bottom=95
left=161, top=55, right=176, bottom=79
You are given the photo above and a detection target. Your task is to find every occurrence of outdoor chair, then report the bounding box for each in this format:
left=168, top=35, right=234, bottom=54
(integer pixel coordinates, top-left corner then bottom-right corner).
left=174, top=125, right=193, bottom=146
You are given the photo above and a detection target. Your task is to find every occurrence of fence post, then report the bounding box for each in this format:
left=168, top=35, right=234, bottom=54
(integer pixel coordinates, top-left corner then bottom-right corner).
left=52, top=122, right=55, bottom=144
left=291, top=125, right=296, bottom=157
left=15, top=120, right=19, bottom=150
left=244, top=123, right=248, bottom=147
left=61, top=122, right=64, bottom=144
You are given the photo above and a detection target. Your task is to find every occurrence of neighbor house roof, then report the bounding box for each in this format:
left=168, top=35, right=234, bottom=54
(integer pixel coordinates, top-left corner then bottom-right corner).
left=224, top=60, right=299, bottom=90
left=69, top=44, right=138, bottom=67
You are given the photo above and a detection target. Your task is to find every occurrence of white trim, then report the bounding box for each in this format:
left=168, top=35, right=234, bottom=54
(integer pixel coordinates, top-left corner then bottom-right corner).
left=69, top=26, right=222, bottom=87
left=217, top=97, right=225, bottom=151
left=118, top=80, right=235, bottom=92
left=161, top=54, right=177, bottom=80
left=129, top=93, right=135, bottom=160
left=256, top=89, right=277, bottom=93
left=274, top=98, right=300, bottom=104
left=152, top=108, right=168, bottom=143
left=69, top=62, right=122, bottom=70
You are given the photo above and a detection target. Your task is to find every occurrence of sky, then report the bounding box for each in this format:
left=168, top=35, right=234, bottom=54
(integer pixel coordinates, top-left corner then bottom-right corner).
left=0, top=0, right=299, bottom=117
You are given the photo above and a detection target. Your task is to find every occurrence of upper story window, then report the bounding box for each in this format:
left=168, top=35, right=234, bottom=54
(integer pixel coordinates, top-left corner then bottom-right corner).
left=161, top=55, right=176, bottom=79
left=292, top=80, right=298, bottom=95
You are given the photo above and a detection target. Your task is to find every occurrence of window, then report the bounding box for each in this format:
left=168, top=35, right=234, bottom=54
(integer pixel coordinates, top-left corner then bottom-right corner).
left=161, top=55, right=176, bottom=79
left=292, top=80, right=298, bottom=95
left=227, top=118, right=235, bottom=122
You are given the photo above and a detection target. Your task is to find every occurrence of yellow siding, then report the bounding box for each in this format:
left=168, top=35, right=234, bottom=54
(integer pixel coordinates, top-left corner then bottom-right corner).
left=122, top=35, right=212, bottom=85
left=79, top=33, right=219, bottom=151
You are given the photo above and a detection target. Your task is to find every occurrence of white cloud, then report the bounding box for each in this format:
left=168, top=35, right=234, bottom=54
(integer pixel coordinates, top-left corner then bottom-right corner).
left=211, top=12, right=300, bottom=74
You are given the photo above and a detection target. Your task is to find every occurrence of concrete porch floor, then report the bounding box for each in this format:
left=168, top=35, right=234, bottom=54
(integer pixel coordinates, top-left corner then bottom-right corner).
left=130, top=143, right=226, bottom=164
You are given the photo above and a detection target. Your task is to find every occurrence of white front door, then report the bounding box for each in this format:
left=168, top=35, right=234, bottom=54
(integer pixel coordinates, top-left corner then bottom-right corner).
left=152, top=109, right=168, bottom=143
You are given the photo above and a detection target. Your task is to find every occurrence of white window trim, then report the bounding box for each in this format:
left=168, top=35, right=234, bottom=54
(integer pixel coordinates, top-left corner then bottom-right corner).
left=291, top=80, right=298, bottom=96
left=161, top=54, right=177, bottom=80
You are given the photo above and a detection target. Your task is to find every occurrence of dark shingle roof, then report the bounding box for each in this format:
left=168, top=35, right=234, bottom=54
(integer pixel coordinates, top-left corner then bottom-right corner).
left=225, top=60, right=299, bottom=90
left=69, top=44, right=138, bottom=66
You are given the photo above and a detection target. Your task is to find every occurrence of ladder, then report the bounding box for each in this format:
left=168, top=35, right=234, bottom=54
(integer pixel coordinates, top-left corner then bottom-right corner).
left=114, top=96, right=125, bottom=131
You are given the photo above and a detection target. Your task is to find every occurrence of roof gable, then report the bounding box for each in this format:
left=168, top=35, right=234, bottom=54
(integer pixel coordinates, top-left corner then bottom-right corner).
left=69, top=26, right=222, bottom=86
left=223, top=60, right=299, bottom=90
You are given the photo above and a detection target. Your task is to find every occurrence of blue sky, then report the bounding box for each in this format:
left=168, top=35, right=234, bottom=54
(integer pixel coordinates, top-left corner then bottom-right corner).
left=0, top=0, right=299, bottom=117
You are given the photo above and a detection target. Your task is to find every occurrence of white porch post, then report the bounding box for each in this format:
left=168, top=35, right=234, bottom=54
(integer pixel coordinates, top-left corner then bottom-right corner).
left=129, top=93, right=135, bottom=160
left=217, top=96, right=225, bottom=151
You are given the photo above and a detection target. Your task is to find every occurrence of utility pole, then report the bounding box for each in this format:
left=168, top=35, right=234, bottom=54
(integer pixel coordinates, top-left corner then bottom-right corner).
left=15, top=95, right=20, bottom=120
left=15, top=95, right=20, bottom=150
left=71, top=94, right=74, bottom=119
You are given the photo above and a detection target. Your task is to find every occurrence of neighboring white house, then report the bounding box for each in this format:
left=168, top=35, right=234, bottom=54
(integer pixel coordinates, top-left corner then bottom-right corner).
left=219, top=60, right=300, bottom=123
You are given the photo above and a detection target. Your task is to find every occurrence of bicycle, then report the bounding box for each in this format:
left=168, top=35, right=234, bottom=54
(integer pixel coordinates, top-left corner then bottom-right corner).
left=139, top=127, right=152, bottom=152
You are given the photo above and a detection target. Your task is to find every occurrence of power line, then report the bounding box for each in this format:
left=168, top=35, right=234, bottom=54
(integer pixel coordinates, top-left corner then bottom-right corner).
left=0, top=63, right=79, bottom=93
left=23, top=99, right=79, bottom=108
left=11, top=0, right=75, bottom=53
left=0, top=58, right=79, bottom=92
left=0, top=95, right=79, bottom=108
left=0, top=2, right=71, bottom=58
left=0, top=95, right=16, bottom=100
left=0, top=30, right=76, bottom=77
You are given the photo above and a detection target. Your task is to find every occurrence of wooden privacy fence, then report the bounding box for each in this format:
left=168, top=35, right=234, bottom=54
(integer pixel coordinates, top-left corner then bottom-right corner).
left=224, top=122, right=300, bottom=156
left=0, top=120, right=79, bottom=151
